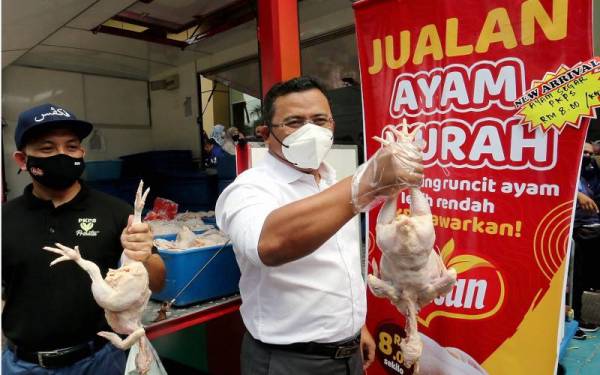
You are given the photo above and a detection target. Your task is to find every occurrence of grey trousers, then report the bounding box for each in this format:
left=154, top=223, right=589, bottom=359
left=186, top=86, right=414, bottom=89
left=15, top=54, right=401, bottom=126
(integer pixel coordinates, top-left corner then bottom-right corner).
left=241, top=332, right=363, bottom=375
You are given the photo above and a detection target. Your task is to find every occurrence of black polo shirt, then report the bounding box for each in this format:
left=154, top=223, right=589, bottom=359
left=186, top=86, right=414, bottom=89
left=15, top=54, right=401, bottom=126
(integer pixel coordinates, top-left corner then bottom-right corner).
left=2, top=182, right=132, bottom=351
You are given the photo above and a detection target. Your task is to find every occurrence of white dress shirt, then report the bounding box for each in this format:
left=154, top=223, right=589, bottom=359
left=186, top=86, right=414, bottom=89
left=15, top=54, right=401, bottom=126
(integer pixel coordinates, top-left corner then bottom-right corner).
left=216, top=152, right=366, bottom=345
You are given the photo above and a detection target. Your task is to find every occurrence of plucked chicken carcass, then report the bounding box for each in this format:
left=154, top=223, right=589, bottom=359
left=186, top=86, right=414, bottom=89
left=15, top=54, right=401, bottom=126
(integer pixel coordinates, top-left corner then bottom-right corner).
left=368, top=124, right=457, bottom=372
left=44, top=181, right=154, bottom=374
left=154, top=227, right=229, bottom=251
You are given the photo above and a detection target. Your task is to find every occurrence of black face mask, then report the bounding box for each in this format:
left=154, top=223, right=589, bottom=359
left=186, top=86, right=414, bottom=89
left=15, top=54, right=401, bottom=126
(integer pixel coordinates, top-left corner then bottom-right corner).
left=581, top=155, right=598, bottom=178
left=26, top=154, right=85, bottom=190
left=582, top=155, right=592, bottom=167
left=232, top=134, right=247, bottom=146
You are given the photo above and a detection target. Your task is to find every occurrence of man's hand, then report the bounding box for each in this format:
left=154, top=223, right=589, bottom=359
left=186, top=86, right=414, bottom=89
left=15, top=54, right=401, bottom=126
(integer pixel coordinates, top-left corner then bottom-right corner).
left=361, top=325, right=376, bottom=370
left=352, top=126, right=424, bottom=212
left=120, top=215, right=153, bottom=263
left=577, top=192, right=599, bottom=214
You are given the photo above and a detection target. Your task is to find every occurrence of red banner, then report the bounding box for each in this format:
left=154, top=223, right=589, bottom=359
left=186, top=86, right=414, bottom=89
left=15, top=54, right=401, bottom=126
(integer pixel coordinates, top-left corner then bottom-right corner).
left=353, top=1, right=596, bottom=374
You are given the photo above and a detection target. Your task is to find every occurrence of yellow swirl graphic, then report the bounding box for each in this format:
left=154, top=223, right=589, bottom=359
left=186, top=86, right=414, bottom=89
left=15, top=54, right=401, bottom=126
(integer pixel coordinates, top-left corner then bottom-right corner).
left=533, top=201, right=573, bottom=281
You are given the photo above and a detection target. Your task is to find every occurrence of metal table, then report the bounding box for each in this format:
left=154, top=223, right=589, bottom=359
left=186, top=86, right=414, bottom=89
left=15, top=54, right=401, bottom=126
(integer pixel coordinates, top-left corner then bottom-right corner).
left=142, top=295, right=241, bottom=340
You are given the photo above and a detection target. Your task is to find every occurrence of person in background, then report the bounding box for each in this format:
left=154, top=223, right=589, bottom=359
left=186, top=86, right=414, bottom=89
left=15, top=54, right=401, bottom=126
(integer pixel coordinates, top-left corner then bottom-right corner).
left=222, top=126, right=246, bottom=155
left=592, top=140, right=600, bottom=164
left=204, top=127, right=226, bottom=209
left=244, top=124, right=266, bottom=143
left=201, top=128, right=210, bottom=148
left=572, top=141, right=600, bottom=338
left=232, top=127, right=247, bottom=145
left=254, top=125, right=264, bottom=140
left=204, top=124, right=227, bottom=169
left=210, top=124, right=226, bottom=148
left=203, top=137, right=225, bottom=170
left=2, top=103, right=166, bottom=374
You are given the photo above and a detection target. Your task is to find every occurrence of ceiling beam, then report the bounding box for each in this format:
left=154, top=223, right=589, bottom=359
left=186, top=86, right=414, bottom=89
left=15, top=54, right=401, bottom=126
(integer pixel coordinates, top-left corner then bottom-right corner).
left=93, top=25, right=188, bottom=48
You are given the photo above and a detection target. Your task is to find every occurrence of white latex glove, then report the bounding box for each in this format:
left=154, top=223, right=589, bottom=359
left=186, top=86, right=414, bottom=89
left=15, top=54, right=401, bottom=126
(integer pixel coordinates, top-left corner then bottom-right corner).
left=419, top=333, right=488, bottom=375
left=351, top=125, right=423, bottom=212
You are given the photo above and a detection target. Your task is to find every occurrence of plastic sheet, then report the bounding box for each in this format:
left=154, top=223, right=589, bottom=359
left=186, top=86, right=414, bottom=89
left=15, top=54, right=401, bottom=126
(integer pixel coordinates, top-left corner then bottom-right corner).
left=124, top=338, right=167, bottom=375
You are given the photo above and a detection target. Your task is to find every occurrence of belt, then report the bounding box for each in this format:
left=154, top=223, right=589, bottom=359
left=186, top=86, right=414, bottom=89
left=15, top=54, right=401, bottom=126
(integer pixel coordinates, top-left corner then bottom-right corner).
left=257, top=334, right=361, bottom=359
left=6, top=338, right=107, bottom=369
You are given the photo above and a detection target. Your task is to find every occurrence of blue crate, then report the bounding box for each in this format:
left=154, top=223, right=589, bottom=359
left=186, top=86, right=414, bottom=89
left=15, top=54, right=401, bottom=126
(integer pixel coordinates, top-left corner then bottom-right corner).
left=84, top=160, right=122, bottom=181
left=202, top=216, right=217, bottom=226
left=151, top=241, right=240, bottom=307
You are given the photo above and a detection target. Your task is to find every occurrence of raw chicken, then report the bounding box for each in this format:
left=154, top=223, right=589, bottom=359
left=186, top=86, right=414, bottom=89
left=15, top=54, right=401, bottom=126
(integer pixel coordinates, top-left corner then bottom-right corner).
left=148, top=212, right=214, bottom=236
left=367, top=124, right=457, bottom=372
left=153, top=227, right=229, bottom=251
left=175, top=210, right=215, bottom=221
left=173, top=226, right=197, bottom=248
left=197, top=228, right=229, bottom=246
left=44, top=181, right=154, bottom=374
left=148, top=220, right=181, bottom=236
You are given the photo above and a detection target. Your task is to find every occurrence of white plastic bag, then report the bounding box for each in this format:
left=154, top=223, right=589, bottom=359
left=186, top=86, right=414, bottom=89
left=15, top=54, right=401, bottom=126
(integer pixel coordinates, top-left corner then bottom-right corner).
left=124, top=338, right=168, bottom=375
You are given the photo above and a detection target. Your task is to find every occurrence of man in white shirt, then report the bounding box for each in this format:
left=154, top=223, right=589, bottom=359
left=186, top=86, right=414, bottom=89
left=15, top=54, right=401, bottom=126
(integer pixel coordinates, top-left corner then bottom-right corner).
left=216, top=76, right=424, bottom=374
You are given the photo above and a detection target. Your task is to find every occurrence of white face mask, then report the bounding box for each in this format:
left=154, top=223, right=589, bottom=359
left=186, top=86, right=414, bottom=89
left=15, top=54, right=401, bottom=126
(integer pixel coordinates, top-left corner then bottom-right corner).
left=281, top=123, right=333, bottom=169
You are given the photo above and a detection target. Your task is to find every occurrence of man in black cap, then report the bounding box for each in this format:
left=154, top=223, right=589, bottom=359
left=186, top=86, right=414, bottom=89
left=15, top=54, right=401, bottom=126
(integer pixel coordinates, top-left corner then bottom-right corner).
left=2, top=103, right=166, bottom=374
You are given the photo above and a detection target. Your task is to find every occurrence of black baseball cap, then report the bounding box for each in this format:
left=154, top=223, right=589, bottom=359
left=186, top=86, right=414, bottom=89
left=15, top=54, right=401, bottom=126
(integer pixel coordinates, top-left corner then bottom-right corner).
left=15, top=103, right=93, bottom=149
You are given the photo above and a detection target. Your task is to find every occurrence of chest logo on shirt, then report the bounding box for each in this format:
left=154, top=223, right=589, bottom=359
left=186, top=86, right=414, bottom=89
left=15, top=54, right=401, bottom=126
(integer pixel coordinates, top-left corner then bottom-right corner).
left=76, top=218, right=100, bottom=237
